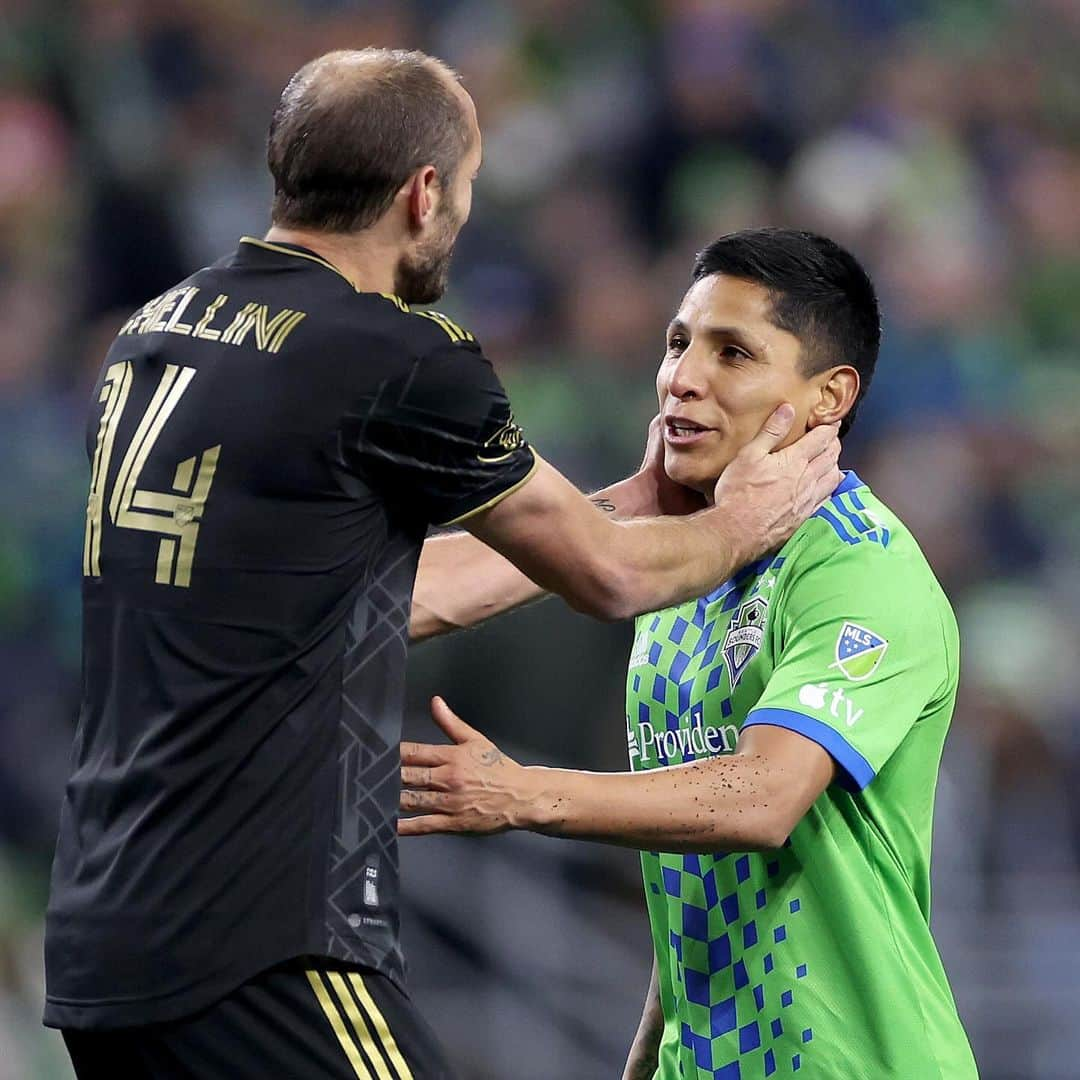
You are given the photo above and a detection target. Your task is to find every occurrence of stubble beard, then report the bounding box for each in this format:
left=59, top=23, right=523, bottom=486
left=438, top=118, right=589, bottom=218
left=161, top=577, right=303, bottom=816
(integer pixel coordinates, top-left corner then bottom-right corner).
left=395, top=209, right=460, bottom=305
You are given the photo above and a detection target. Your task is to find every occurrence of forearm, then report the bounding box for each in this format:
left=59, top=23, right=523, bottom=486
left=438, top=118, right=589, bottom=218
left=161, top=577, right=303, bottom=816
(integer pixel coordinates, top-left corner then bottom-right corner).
left=517, top=755, right=787, bottom=853
left=410, top=532, right=539, bottom=642
left=599, top=508, right=747, bottom=619
left=410, top=471, right=663, bottom=641
left=623, top=956, right=663, bottom=1080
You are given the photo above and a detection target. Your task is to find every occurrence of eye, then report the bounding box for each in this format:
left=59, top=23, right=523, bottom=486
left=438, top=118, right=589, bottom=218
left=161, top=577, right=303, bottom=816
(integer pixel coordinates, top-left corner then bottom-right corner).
left=667, top=334, right=689, bottom=353
left=720, top=344, right=751, bottom=362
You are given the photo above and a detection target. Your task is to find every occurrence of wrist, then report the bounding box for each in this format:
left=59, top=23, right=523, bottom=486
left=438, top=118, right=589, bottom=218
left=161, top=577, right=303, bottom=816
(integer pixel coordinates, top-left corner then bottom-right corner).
left=703, top=501, right=750, bottom=573
left=512, top=765, right=563, bottom=831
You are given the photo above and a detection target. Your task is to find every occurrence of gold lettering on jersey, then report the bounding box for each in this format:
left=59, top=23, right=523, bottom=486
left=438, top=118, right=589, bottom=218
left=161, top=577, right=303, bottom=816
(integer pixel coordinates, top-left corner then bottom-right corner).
left=83, top=362, right=221, bottom=588
left=192, top=293, right=229, bottom=340
left=225, top=303, right=302, bottom=350
left=118, top=289, right=306, bottom=354
left=147, top=290, right=184, bottom=332
left=83, top=361, right=134, bottom=577
left=268, top=310, right=306, bottom=353
left=164, top=286, right=200, bottom=335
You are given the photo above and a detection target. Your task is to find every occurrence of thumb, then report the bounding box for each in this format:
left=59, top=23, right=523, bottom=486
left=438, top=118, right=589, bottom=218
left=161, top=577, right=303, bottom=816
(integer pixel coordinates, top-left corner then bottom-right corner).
left=430, top=696, right=480, bottom=744
left=741, top=403, right=796, bottom=458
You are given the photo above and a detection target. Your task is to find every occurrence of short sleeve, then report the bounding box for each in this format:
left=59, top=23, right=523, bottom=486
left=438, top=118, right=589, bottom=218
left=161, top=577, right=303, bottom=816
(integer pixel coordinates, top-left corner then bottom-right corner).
left=341, top=337, right=536, bottom=526
left=743, top=544, right=951, bottom=792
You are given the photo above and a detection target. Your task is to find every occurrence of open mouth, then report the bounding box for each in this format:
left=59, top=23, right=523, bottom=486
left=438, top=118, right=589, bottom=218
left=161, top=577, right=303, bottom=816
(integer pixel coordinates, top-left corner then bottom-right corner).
left=664, top=416, right=713, bottom=445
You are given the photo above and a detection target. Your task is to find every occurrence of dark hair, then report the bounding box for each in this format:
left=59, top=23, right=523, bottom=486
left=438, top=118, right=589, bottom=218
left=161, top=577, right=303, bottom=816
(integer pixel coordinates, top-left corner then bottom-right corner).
left=268, top=49, right=471, bottom=233
left=692, top=228, right=881, bottom=437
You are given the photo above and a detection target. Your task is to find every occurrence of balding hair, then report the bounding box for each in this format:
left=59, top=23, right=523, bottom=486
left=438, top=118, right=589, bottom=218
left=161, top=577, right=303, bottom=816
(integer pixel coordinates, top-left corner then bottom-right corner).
left=267, top=48, right=471, bottom=234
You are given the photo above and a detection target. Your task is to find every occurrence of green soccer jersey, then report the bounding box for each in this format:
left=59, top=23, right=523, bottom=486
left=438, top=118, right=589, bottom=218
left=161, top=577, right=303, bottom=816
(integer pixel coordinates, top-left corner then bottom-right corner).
left=626, top=472, right=977, bottom=1080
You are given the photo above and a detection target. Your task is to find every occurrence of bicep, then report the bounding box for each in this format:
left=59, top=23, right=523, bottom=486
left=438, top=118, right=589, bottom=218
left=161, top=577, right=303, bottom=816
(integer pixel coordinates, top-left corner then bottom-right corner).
left=733, top=724, right=836, bottom=835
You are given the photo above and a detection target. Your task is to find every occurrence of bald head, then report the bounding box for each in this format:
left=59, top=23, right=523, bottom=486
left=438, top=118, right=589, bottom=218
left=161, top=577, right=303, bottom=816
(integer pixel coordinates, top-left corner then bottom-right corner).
left=268, top=48, right=473, bottom=234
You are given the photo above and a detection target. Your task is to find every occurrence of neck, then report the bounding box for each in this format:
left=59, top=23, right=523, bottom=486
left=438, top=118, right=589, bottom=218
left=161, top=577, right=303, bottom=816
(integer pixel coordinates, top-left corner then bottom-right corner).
left=263, top=224, right=402, bottom=295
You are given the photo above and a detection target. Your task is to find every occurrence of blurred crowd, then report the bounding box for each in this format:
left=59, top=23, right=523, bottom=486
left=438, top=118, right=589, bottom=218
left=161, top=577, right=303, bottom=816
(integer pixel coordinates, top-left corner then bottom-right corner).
left=2, top=0, right=1079, bottom=1076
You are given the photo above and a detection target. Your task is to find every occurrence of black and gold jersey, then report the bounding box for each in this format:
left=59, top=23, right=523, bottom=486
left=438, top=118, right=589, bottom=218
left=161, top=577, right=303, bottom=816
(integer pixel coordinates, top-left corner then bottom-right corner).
left=44, top=238, right=535, bottom=1030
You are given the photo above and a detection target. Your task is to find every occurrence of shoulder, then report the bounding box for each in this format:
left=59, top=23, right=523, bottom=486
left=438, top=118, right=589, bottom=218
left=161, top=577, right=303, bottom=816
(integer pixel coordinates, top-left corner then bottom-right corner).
left=779, top=474, right=952, bottom=615
left=347, top=296, right=483, bottom=358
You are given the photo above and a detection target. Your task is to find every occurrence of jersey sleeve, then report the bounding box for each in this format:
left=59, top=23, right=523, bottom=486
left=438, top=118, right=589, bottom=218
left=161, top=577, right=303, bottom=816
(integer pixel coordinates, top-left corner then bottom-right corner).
left=743, top=542, right=951, bottom=792
left=340, top=334, right=536, bottom=527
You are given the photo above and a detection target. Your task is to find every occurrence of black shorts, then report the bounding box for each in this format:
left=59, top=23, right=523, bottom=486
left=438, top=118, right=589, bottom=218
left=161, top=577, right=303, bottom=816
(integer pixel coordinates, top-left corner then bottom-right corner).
left=61, top=959, right=456, bottom=1080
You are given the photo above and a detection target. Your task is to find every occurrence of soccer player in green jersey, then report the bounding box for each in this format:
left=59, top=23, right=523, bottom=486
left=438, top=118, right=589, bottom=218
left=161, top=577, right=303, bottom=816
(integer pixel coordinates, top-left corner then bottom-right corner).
left=401, top=228, right=978, bottom=1079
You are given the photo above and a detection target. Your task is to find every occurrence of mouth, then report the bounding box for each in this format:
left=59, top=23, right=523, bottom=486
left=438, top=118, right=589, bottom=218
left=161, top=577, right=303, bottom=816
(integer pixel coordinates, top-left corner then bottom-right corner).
left=664, top=416, right=715, bottom=446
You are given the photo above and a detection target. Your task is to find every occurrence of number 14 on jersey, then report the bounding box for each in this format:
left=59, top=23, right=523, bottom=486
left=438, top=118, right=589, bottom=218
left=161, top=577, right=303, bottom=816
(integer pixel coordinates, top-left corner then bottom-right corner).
left=83, top=361, right=220, bottom=588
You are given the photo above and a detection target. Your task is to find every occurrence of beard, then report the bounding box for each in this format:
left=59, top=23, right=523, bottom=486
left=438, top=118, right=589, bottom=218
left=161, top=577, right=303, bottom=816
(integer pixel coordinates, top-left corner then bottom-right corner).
left=394, top=206, right=460, bottom=305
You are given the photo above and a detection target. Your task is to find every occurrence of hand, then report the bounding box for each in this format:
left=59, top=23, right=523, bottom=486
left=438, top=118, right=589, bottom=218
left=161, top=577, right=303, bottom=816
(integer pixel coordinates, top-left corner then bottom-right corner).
left=713, top=404, right=841, bottom=567
left=638, top=414, right=707, bottom=517
left=399, top=697, right=533, bottom=836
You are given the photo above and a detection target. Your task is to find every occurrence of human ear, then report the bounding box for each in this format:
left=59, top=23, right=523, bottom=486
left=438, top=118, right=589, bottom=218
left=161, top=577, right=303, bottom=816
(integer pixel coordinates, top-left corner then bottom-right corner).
left=404, top=165, right=440, bottom=232
left=807, top=366, right=859, bottom=428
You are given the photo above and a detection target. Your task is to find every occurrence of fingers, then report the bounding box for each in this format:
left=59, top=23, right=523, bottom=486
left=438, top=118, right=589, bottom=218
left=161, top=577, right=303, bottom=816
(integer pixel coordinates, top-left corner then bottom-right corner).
left=401, top=764, right=456, bottom=791
left=773, top=421, right=840, bottom=467
left=739, top=403, right=796, bottom=458
left=640, top=414, right=664, bottom=471
left=398, top=814, right=464, bottom=836
left=400, top=787, right=453, bottom=813
left=430, top=696, right=479, bottom=744
left=401, top=741, right=452, bottom=767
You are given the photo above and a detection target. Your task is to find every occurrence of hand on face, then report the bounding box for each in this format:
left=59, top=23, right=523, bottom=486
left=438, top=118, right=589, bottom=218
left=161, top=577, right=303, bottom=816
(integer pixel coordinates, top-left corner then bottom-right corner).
left=657, top=274, right=857, bottom=498
left=399, top=698, right=529, bottom=836
left=713, top=405, right=842, bottom=566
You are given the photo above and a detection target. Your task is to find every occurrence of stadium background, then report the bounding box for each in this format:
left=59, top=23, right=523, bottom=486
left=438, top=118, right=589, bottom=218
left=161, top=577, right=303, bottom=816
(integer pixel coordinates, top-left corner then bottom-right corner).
left=2, top=1, right=1079, bottom=1076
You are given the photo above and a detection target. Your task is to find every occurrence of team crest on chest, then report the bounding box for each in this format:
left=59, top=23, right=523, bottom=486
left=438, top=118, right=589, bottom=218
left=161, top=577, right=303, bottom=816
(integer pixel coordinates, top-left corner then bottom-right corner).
left=723, top=595, right=769, bottom=688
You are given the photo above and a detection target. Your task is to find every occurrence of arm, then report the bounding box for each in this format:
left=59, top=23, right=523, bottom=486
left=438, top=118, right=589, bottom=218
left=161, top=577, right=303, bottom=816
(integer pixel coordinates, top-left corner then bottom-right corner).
left=623, top=955, right=663, bottom=1080
left=411, top=470, right=675, bottom=642
left=399, top=698, right=835, bottom=851
left=410, top=416, right=705, bottom=641
left=458, top=409, right=840, bottom=623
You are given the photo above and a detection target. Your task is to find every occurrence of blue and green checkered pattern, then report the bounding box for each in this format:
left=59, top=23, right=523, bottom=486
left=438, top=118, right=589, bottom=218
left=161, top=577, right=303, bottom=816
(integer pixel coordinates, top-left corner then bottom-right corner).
left=647, top=849, right=811, bottom=1078
left=628, top=474, right=979, bottom=1079
left=629, top=557, right=784, bottom=769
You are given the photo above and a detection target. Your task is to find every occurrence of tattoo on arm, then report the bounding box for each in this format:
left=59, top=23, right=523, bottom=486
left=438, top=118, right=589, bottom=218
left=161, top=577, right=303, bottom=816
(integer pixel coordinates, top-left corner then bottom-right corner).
left=477, top=747, right=504, bottom=767
left=591, top=498, right=617, bottom=513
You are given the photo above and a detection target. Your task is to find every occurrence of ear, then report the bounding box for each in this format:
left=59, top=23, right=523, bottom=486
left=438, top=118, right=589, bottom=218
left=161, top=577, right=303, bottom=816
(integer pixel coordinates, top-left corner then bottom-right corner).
left=404, top=165, right=440, bottom=233
left=807, top=366, right=860, bottom=429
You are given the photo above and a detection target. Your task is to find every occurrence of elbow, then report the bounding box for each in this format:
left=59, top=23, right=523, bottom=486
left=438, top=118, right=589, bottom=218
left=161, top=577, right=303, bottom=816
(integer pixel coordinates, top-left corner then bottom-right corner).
left=753, top=820, right=793, bottom=852
left=746, top=802, right=802, bottom=851
left=564, top=561, right=641, bottom=621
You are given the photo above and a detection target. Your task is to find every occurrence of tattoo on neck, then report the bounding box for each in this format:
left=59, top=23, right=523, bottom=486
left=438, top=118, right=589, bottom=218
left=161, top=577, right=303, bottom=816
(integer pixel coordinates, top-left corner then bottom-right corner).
left=591, top=498, right=617, bottom=513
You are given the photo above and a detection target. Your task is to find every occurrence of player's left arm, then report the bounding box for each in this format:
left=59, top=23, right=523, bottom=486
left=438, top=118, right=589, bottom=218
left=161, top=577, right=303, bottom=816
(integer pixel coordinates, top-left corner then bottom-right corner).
left=401, top=542, right=953, bottom=849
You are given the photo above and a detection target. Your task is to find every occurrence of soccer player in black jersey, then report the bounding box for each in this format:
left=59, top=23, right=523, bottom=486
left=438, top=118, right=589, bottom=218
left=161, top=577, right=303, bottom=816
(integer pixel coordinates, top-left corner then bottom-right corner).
left=45, top=48, right=841, bottom=1079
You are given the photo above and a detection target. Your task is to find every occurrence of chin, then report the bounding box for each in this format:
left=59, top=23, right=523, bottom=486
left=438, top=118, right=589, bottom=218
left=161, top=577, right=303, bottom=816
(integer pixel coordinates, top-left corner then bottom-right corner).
left=664, top=454, right=717, bottom=499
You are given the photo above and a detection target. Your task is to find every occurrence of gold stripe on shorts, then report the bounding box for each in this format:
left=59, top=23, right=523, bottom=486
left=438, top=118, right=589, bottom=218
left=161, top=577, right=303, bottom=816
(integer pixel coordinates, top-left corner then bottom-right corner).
left=305, top=969, right=372, bottom=1079
left=347, top=973, right=416, bottom=1080
left=327, top=971, right=395, bottom=1080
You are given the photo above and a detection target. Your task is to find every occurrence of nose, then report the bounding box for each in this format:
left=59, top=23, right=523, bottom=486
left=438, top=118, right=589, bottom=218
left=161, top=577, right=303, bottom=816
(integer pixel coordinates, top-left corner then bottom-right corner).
left=665, top=344, right=708, bottom=401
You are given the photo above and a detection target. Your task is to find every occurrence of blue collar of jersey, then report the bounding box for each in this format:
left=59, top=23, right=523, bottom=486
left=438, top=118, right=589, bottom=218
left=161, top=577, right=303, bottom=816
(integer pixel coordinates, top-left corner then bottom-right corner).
left=833, top=469, right=864, bottom=496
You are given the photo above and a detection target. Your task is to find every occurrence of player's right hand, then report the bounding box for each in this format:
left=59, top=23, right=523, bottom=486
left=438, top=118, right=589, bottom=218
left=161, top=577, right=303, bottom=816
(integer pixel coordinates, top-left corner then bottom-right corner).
left=713, top=404, right=841, bottom=566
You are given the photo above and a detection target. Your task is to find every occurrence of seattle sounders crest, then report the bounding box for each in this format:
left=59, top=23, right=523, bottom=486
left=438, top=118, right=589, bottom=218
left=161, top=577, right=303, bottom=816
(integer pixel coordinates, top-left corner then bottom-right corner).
left=723, top=596, right=768, bottom=688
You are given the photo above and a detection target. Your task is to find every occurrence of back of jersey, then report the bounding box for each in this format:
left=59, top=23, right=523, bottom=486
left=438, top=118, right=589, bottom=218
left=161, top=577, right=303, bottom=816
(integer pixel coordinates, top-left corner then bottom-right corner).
left=45, top=238, right=535, bottom=1030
